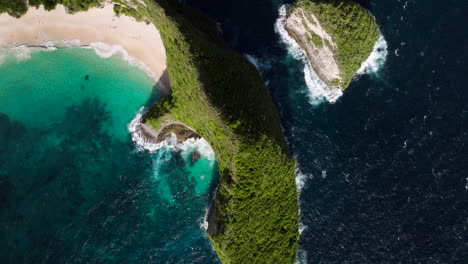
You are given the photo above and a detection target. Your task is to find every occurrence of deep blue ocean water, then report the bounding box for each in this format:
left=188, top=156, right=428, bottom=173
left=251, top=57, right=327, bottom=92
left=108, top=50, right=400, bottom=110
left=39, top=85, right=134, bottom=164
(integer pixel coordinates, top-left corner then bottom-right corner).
left=1, top=0, right=466, bottom=263
left=188, top=0, right=467, bottom=263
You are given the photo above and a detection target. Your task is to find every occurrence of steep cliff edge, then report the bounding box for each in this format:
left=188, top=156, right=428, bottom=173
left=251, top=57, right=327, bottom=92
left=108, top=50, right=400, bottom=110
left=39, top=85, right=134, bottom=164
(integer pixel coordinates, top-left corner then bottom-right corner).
left=286, top=0, right=380, bottom=90
left=0, top=0, right=299, bottom=263
left=143, top=1, right=299, bottom=263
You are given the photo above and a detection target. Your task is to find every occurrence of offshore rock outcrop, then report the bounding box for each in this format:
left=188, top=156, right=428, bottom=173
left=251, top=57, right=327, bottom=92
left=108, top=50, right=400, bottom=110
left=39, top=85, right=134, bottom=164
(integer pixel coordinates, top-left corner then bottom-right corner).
left=285, top=0, right=380, bottom=91
left=286, top=6, right=342, bottom=89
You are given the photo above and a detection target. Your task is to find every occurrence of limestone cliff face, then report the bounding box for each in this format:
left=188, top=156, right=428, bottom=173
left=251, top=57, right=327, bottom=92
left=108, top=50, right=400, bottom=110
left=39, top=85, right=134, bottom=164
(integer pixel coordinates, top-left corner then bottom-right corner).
left=285, top=0, right=380, bottom=91
left=286, top=7, right=343, bottom=89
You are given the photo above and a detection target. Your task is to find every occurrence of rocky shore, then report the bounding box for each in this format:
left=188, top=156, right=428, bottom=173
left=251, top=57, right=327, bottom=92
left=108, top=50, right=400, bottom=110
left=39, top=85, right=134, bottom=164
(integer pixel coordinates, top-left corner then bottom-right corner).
left=284, top=1, right=380, bottom=91
left=140, top=121, right=200, bottom=143
left=285, top=6, right=342, bottom=89
left=130, top=112, right=201, bottom=148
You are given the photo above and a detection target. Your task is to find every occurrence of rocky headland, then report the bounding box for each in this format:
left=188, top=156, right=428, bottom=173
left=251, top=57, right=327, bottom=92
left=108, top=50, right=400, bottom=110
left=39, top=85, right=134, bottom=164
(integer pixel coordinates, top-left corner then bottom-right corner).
left=286, top=0, right=380, bottom=90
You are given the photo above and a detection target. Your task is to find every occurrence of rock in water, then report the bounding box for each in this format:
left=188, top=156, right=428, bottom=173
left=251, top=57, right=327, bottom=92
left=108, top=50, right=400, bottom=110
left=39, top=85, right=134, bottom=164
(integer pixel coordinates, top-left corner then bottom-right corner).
left=286, top=0, right=380, bottom=90
left=191, top=150, right=201, bottom=164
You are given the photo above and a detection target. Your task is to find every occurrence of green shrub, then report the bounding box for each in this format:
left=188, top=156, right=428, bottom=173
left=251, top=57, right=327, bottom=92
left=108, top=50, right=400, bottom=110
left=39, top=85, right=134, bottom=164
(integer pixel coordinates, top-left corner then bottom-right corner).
left=0, top=1, right=300, bottom=263
left=141, top=0, right=299, bottom=263
left=309, top=33, right=323, bottom=48
left=292, top=0, right=380, bottom=89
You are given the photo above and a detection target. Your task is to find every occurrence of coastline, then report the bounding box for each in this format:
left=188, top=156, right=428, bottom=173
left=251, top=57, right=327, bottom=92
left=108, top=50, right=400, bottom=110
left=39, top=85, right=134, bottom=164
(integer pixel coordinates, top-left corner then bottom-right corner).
left=275, top=4, right=343, bottom=103
left=140, top=120, right=200, bottom=144
left=0, top=4, right=169, bottom=91
left=1, top=1, right=300, bottom=262
left=285, top=7, right=342, bottom=89
left=128, top=109, right=201, bottom=152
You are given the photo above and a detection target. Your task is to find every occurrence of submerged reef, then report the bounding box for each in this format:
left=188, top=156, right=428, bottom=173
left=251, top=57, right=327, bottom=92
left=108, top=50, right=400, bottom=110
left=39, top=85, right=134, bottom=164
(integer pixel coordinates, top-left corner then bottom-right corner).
left=0, top=0, right=385, bottom=262
left=0, top=0, right=299, bottom=263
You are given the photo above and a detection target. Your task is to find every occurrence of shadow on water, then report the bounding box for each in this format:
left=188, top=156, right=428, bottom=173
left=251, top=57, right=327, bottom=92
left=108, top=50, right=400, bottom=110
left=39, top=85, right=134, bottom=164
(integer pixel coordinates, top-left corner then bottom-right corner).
left=0, top=95, right=221, bottom=263
left=142, top=69, right=170, bottom=110
left=0, top=113, right=27, bottom=153
left=182, top=0, right=467, bottom=263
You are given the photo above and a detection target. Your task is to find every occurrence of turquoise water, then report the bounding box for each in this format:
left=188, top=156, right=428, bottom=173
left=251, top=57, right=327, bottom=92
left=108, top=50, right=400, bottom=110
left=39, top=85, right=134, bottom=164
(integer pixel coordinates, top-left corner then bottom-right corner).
left=0, top=48, right=220, bottom=263
left=0, top=48, right=154, bottom=139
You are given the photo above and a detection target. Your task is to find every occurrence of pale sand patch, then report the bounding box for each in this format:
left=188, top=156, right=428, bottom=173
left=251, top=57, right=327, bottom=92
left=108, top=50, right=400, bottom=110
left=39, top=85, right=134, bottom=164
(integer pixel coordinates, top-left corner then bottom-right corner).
left=0, top=4, right=169, bottom=91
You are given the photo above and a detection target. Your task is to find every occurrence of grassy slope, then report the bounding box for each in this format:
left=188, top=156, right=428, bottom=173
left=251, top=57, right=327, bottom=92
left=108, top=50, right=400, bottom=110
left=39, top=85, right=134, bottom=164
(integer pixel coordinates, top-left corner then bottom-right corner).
left=291, top=0, right=380, bottom=89
left=0, top=0, right=299, bottom=263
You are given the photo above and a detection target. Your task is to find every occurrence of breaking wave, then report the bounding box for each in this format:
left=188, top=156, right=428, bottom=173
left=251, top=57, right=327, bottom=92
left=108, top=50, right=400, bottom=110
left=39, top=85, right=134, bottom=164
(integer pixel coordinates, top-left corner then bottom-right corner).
left=200, top=207, right=210, bottom=231
left=128, top=108, right=163, bottom=153
left=129, top=107, right=217, bottom=208
left=357, top=35, right=388, bottom=75
left=244, top=53, right=273, bottom=74
left=86, top=42, right=157, bottom=82
left=0, top=41, right=157, bottom=82
left=274, top=5, right=343, bottom=104
left=128, top=107, right=215, bottom=160
left=296, top=248, right=308, bottom=264
left=275, top=5, right=388, bottom=103
left=295, top=167, right=309, bottom=192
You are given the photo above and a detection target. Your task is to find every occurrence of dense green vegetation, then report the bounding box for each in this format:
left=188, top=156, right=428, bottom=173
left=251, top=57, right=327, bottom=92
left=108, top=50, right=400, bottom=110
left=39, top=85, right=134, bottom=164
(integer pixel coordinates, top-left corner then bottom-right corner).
left=0, top=0, right=299, bottom=263
left=291, top=0, right=380, bottom=89
left=140, top=1, right=299, bottom=263
left=309, top=33, right=323, bottom=48
left=0, top=0, right=102, bottom=16
left=0, top=0, right=27, bottom=17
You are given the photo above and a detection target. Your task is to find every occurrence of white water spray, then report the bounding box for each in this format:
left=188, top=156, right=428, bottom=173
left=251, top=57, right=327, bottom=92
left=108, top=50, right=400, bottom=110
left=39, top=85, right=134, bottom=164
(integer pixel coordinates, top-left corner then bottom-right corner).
left=357, top=35, right=388, bottom=75
left=0, top=41, right=158, bottom=82
left=274, top=5, right=343, bottom=103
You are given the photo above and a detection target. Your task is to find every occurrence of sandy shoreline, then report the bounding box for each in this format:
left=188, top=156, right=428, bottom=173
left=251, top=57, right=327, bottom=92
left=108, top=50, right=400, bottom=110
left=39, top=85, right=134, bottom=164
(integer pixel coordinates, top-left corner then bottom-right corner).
left=0, top=4, right=169, bottom=91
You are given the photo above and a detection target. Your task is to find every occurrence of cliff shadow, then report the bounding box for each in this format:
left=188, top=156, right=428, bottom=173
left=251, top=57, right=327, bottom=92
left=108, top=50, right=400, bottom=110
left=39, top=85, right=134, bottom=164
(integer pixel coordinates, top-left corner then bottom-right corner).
left=142, top=69, right=170, bottom=110
left=156, top=0, right=288, bottom=151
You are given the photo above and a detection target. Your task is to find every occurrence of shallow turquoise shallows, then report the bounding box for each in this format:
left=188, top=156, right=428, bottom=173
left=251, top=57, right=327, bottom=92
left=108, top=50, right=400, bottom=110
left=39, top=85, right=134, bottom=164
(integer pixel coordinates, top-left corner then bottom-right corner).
left=0, top=48, right=155, bottom=140
left=0, top=48, right=220, bottom=263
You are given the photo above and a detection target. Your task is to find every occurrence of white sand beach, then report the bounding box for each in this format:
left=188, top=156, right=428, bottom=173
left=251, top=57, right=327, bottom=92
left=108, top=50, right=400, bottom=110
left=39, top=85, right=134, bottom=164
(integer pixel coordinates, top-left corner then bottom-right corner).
left=0, top=4, right=169, bottom=90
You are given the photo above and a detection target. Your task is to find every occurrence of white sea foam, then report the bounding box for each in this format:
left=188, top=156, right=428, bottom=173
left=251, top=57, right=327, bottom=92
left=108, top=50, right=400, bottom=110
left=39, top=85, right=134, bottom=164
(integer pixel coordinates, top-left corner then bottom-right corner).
left=129, top=108, right=218, bottom=219
left=128, top=107, right=216, bottom=161
left=0, top=45, right=34, bottom=64
left=299, top=221, right=308, bottom=235
left=86, top=42, right=157, bottom=81
left=275, top=5, right=389, bottom=103
left=244, top=53, right=273, bottom=73
left=294, top=165, right=309, bottom=257
left=200, top=207, right=210, bottom=230
left=295, top=167, right=308, bottom=192
left=180, top=137, right=216, bottom=162
left=0, top=41, right=158, bottom=82
left=128, top=109, right=181, bottom=153
left=295, top=248, right=308, bottom=264
left=0, top=40, right=83, bottom=65
left=356, top=35, right=388, bottom=75
left=274, top=5, right=343, bottom=104
left=128, top=108, right=165, bottom=153
left=245, top=54, right=261, bottom=70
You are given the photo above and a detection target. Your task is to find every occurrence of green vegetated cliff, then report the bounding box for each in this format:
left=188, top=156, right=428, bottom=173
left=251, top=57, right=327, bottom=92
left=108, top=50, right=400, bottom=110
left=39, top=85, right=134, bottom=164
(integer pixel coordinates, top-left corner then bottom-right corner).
left=0, top=0, right=103, bottom=17
left=288, top=0, right=380, bottom=89
left=141, top=1, right=299, bottom=263
left=0, top=0, right=299, bottom=263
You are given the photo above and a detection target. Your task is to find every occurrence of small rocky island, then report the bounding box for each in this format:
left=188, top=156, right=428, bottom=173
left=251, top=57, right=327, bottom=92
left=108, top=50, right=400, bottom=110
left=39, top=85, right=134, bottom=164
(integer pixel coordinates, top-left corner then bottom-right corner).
left=286, top=0, right=380, bottom=90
